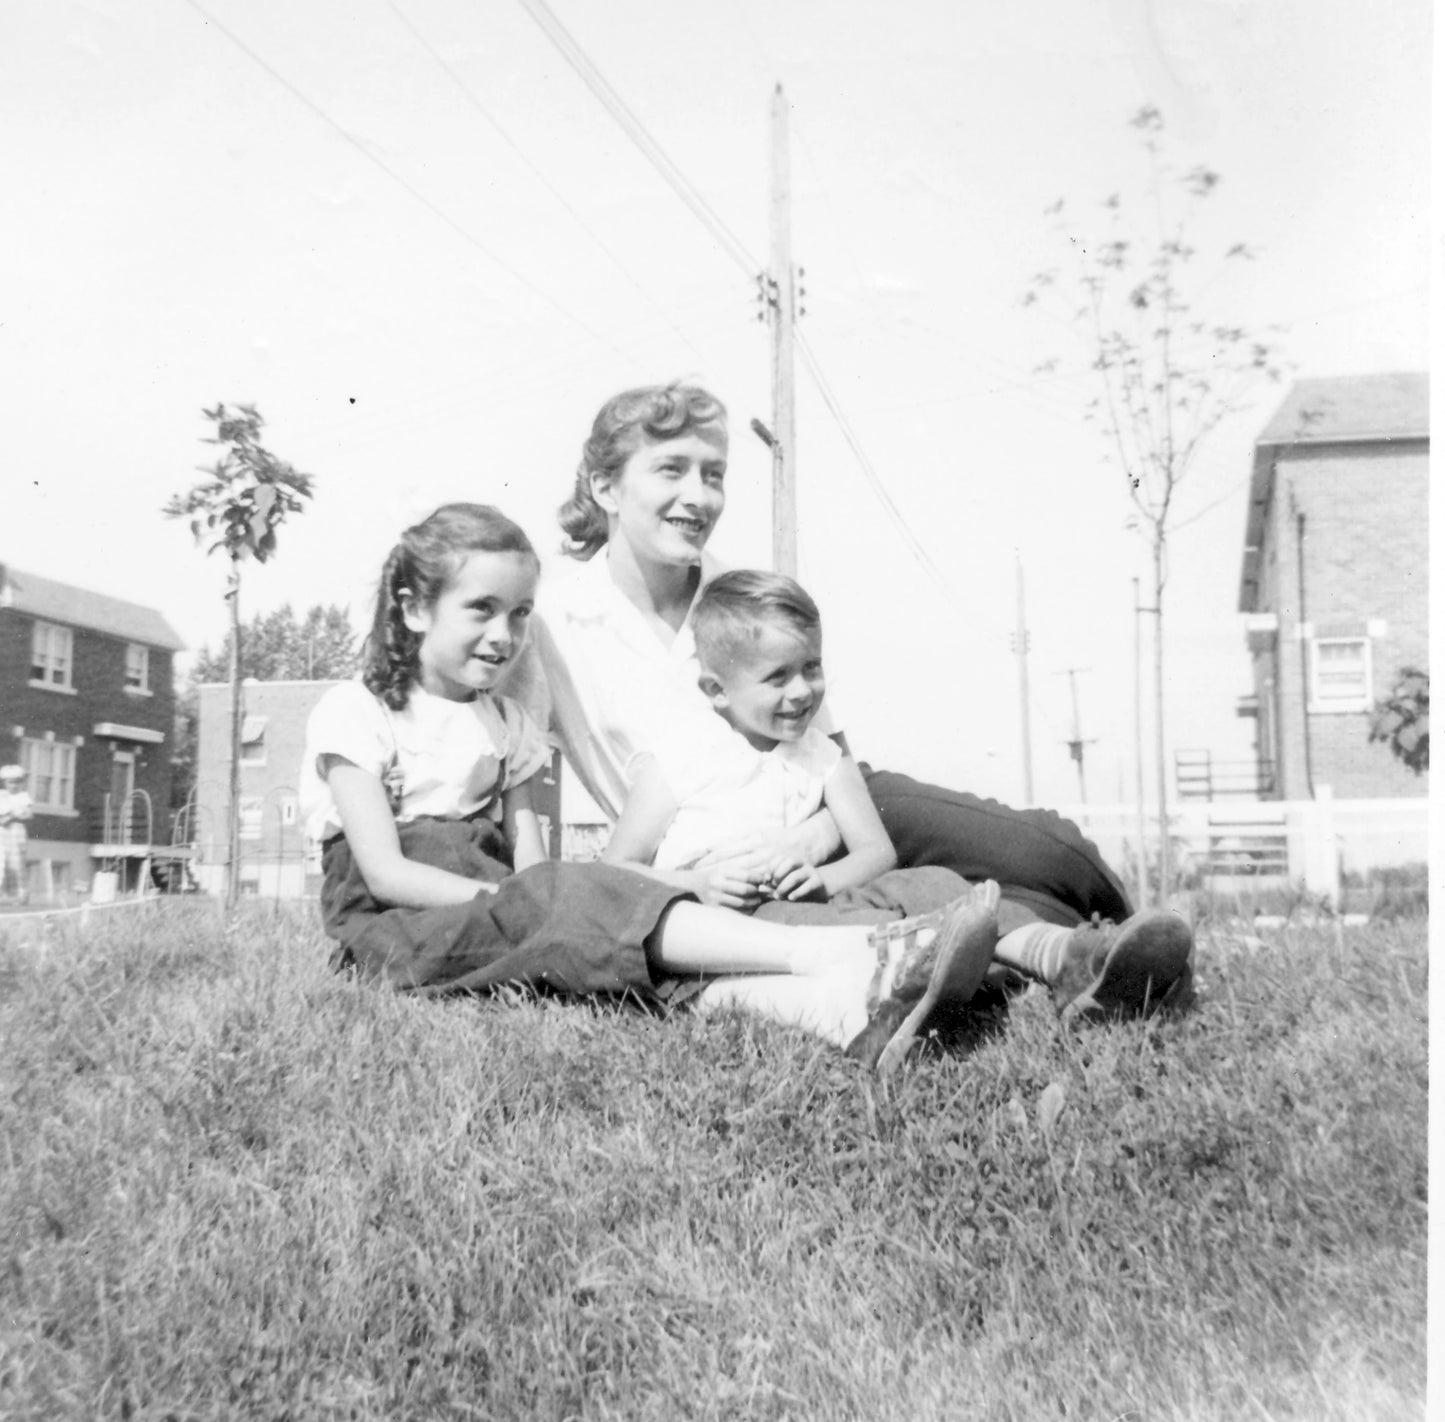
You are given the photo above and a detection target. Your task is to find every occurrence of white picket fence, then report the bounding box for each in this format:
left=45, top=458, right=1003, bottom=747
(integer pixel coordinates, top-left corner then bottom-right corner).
left=1063, top=789, right=1429, bottom=908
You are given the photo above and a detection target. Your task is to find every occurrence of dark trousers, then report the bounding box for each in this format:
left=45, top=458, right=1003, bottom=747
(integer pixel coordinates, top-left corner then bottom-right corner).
left=863, top=769, right=1133, bottom=930
left=321, top=817, right=686, bottom=997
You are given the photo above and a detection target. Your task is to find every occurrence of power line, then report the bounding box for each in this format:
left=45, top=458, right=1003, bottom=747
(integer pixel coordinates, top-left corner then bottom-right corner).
left=793, top=326, right=952, bottom=596
left=183, top=0, right=631, bottom=361
left=387, top=0, right=711, bottom=366
left=514, top=0, right=762, bottom=279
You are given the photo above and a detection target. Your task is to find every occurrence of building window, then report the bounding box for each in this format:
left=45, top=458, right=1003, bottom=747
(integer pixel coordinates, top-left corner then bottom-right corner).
left=30, top=622, right=74, bottom=689
left=1310, top=637, right=1372, bottom=713
left=21, top=738, right=77, bottom=810
left=239, top=796, right=264, bottom=840
left=125, top=644, right=151, bottom=692
left=240, top=716, right=268, bottom=767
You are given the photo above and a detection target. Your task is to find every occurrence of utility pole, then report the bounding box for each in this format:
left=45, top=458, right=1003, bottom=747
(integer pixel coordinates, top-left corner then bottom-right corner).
left=1057, top=666, right=1094, bottom=804
left=768, top=82, right=798, bottom=577
left=1013, top=552, right=1035, bottom=804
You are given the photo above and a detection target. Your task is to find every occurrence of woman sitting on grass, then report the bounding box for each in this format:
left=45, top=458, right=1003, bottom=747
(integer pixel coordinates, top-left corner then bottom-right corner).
left=506, top=381, right=1194, bottom=1025
left=300, top=501, right=1000, bottom=1072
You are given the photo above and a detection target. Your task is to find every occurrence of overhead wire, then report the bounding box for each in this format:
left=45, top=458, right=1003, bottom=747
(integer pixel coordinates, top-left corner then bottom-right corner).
left=514, top=0, right=762, bottom=279
left=386, top=0, right=713, bottom=366
left=182, top=0, right=634, bottom=362
left=793, top=326, right=953, bottom=595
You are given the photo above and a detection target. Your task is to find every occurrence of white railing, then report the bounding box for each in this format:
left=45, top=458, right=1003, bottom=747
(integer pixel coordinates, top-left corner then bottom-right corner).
left=1062, top=789, right=1428, bottom=909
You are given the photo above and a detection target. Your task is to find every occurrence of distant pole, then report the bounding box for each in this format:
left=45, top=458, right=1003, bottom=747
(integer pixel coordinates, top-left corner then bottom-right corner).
left=769, top=82, right=797, bottom=577
left=1132, top=577, right=1150, bottom=907
left=1059, top=666, right=1092, bottom=804
left=1015, top=552, right=1035, bottom=804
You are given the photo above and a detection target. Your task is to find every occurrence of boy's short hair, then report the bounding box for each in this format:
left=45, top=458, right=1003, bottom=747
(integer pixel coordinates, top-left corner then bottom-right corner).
left=692, top=570, right=822, bottom=670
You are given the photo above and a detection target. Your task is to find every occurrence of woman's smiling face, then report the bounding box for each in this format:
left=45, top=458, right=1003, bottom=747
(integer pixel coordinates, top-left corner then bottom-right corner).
left=593, top=424, right=728, bottom=568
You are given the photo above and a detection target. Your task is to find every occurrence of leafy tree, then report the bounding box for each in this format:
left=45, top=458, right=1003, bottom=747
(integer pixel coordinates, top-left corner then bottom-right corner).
left=192, top=603, right=360, bottom=683
left=1369, top=667, right=1429, bottom=775
left=1023, top=106, right=1287, bottom=904
left=164, top=404, right=314, bottom=905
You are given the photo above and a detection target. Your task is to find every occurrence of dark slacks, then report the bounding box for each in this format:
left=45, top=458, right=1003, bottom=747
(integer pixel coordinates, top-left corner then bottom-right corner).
left=320, top=817, right=686, bottom=998
left=863, top=768, right=1133, bottom=930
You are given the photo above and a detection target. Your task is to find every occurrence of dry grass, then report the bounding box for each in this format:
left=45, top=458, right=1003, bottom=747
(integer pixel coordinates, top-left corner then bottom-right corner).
left=0, top=899, right=1427, bottom=1420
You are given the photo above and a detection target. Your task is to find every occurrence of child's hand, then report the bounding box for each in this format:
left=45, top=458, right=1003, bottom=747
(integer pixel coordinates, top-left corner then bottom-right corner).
left=768, top=860, right=828, bottom=902
left=693, top=864, right=766, bottom=910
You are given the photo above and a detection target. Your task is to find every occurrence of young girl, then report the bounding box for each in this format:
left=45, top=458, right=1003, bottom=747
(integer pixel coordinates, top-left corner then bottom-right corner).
left=301, top=502, right=1001, bottom=1074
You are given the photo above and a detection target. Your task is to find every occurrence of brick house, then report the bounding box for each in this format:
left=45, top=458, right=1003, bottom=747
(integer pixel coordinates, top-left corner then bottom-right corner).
left=0, top=563, right=183, bottom=898
left=1237, top=372, right=1429, bottom=801
left=195, top=679, right=563, bottom=897
left=194, top=680, right=336, bottom=898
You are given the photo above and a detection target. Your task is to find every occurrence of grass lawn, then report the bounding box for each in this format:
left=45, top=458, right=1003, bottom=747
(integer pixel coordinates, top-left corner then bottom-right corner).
left=0, top=899, right=1427, bottom=1420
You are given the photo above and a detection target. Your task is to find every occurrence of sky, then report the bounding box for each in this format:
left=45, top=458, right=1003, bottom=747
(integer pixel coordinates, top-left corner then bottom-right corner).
left=2, top=0, right=1431, bottom=813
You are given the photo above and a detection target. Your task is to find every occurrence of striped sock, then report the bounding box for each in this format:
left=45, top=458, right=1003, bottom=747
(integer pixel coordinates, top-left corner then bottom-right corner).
left=995, top=922, right=1074, bottom=985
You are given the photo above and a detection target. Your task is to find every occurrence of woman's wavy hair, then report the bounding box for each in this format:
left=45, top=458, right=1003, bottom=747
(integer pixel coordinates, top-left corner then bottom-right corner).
left=558, top=381, right=728, bottom=560
left=362, top=503, right=538, bottom=710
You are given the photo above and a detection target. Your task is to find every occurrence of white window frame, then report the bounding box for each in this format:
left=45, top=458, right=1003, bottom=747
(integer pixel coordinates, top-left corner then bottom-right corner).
left=21, top=738, right=77, bottom=811
left=30, top=622, right=75, bottom=691
left=125, top=643, right=151, bottom=693
left=239, top=796, right=264, bottom=840
left=1309, top=636, right=1372, bottom=714
left=239, top=715, right=268, bottom=768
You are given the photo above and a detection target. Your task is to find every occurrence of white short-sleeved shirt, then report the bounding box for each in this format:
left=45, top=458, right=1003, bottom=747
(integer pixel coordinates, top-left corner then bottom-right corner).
left=649, top=723, right=842, bottom=871
left=300, top=680, right=551, bottom=842
left=0, top=788, right=32, bottom=828
left=502, top=549, right=840, bottom=824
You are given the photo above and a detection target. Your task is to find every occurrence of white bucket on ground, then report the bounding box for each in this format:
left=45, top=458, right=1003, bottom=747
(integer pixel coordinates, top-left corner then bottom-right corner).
left=91, top=871, right=119, bottom=904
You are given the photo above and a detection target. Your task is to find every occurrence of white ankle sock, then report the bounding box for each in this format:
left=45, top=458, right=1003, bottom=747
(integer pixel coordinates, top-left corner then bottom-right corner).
left=995, top=922, right=1073, bottom=984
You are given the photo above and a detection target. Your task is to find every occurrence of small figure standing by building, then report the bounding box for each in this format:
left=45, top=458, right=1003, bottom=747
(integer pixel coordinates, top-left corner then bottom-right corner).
left=0, top=765, right=34, bottom=905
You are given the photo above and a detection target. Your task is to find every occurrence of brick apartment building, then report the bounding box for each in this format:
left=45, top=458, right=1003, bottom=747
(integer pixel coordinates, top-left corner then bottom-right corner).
left=194, top=680, right=335, bottom=897
left=195, top=679, right=563, bottom=897
left=0, top=563, right=183, bottom=898
left=1237, top=372, right=1429, bottom=801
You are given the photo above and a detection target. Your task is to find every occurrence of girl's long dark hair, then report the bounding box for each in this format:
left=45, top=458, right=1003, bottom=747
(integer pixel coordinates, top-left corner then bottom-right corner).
left=362, top=503, right=538, bottom=710
left=558, top=381, right=727, bottom=560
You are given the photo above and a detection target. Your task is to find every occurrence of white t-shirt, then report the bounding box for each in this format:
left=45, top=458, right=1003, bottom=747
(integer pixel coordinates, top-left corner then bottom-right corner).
left=300, top=680, right=551, bottom=842
left=502, top=549, right=840, bottom=823
left=649, top=723, right=842, bottom=871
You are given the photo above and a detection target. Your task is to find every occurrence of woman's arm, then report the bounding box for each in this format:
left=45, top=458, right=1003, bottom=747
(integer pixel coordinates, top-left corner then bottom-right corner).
left=691, top=810, right=842, bottom=873
left=324, top=755, right=496, bottom=908
left=501, top=774, right=548, bottom=873
left=603, top=756, right=764, bottom=910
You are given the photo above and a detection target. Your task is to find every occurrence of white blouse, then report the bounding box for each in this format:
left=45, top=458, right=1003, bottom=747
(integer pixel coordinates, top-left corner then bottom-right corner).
left=301, top=681, right=551, bottom=842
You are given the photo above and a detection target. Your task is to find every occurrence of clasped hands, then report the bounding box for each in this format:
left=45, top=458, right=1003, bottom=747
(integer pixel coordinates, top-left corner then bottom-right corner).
left=688, top=826, right=829, bottom=910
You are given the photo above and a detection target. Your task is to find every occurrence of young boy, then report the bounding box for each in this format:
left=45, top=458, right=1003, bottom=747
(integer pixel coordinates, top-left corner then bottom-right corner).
left=604, top=570, right=971, bottom=927
left=604, top=571, right=1194, bottom=1024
